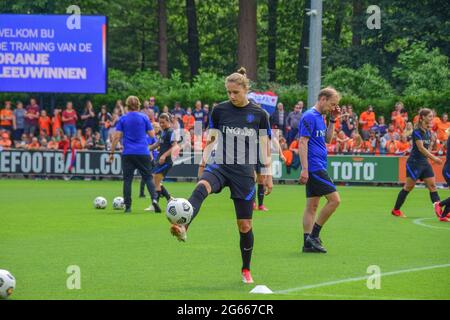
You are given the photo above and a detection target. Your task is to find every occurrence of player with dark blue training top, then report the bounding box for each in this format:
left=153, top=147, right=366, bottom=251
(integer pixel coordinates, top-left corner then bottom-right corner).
left=150, top=113, right=178, bottom=205
left=433, top=127, right=450, bottom=222
left=298, top=87, right=342, bottom=254
left=391, top=108, right=443, bottom=220
left=170, top=68, right=273, bottom=284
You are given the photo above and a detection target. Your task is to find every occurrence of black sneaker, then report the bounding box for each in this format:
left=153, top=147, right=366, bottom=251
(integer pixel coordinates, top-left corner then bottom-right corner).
left=124, top=207, right=131, bottom=214
left=139, top=194, right=145, bottom=198
left=152, top=200, right=162, bottom=213
left=304, top=236, right=327, bottom=253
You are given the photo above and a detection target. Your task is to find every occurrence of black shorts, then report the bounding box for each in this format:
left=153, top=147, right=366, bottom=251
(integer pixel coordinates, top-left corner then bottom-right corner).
left=152, top=161, right=173, bottom=176
left=406, top=161, right=434, bottom=181
left=443, top=164, right=450, bottom=185
left=255, top=163, right=261, bottom=175
left=306, top=170, right=337, bottom=198
left=202, top=163, right=256, bottom=197
left=201, top=169, right=254, bottom=220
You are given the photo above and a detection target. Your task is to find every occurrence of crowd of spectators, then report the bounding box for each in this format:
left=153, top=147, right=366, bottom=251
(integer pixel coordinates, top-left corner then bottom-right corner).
left=0, top=98, right=448, bottom=167
left=272, top=101, right=448, bottom=173
left=0, top=97, right=213, bottom=152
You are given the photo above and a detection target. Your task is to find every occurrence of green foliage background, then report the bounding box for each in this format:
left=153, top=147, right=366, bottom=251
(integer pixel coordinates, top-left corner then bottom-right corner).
left=0, top=0, right=448, bottom=116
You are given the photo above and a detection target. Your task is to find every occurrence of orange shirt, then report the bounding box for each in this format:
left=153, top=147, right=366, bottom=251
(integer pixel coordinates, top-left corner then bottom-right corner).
left=289, top=140, right=299, bottom=151
left=397, top=141, right=411, bottom=153
left=349, top=140, right=369, bottom=152
left=47, top=141, right=59, bottom=150
left=0, top=109, right=13, bottom=126
left=182, top=114, right=195, bottom=131
left=333, top=117, right=341, bottom=132
left=0, top=138, right=12, bottom=148
left=360, top=111, right=376, bottom=131
left=39, top=116, right=52, bottom=136
left=27, top=142, right=40, bottom=150
left=432, top=117, right=441, bottom=128
left=282, top=149, right=293, bottom=166
left=435, top=121, right=450, bottom=142
left=52, top=115, right=62, bottom=136
left=386, top=140, right=400, bottom=154
left=393, top=114, right=406, bottom=132
left=71, top=138, right=84, bottom=150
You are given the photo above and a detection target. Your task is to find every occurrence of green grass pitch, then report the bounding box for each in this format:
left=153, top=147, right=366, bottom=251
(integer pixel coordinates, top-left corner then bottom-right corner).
left=1, top=179, right=449, bottom=300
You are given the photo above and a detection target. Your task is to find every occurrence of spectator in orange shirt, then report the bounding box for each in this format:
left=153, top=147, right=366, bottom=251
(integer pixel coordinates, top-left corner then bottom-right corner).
left=51, top=108, right=62, bottom=137
left=335, top=130, right=350, bottom=153
left=182, top=107, right=195, bottom=131
left=289, top=139, right=301, bottom=170
left=396, top=135, right=411, bottom=155
left=393, top=109, right=407, bottom=133
left=326, top=136, right=337, bottom=154
left=0, top=101, right=14, bottom=132
left=71, top=136, right=84, bottom=150
left=359, top=105, right=376, bottom=140
left=27, top=137, right=41, bottom=150
left=435, top=113, right=449, bottom=142
left=47, top=137, right=59, bottom=150
left=348, top=134, right=370, bottom=154
left=413, top=114, right=420, bottom=126
left=38, top=110, right=52, bottom=137
left=280, top=139, right=294, bottom=173
left=0, top=131, right=12, bottom=149
left=431, top=109, right=441, bottom=130
left=72, top=129, right=86, bottom=149
left=391, top=102, right=402, bottom=120
left=385, top=136, right=400, bottom=154
left=367, top=129, right=380, bottom=154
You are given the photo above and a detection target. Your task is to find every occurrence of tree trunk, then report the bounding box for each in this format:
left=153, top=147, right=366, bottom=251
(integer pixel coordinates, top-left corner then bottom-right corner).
left=352, top=0, right=363, bottom=47
left=141, top=26, right=145, bottom=71
left=333, top=0, right=346, bottom=45
left=297, top=0, right=310, bottom=84
left=158, top=0, right=168, bottom=77
left=238, top=0, right=257, bottom=81
left=267, top=0, right=278, bottom=82
left=186, top=0, right=200, bottom=79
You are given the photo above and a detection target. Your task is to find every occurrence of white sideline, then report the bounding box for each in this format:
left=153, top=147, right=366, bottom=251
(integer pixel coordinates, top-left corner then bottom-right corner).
left=413, top=218, right=450, bottom=231
left=274, top=263, right=450, bottom=294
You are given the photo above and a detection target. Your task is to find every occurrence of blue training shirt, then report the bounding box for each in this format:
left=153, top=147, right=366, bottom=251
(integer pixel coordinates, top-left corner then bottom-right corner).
left=298, top=107, right=328, bottom=172
left=116, top=112, right=154, bottom=155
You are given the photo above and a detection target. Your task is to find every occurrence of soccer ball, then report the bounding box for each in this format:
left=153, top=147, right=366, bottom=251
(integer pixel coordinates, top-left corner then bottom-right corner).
left=166, top=198, right=193, bottom=225
left=0, top=270, right=16, bottom=299
left=112, top=196, right=125, bottom=210
left=94, top=196, right=107, bottom=209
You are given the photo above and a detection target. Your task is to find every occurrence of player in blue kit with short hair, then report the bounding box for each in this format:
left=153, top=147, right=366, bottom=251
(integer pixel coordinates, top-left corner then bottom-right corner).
left=298, top=87, right=342, bottom=253
left=109, top=96, right=161, bottom=213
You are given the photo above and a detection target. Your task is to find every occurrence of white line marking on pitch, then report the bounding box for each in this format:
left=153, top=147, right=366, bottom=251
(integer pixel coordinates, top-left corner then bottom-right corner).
left=413, top=218, right=450, bottom=231
left=274, top=263, right=450, bottom=294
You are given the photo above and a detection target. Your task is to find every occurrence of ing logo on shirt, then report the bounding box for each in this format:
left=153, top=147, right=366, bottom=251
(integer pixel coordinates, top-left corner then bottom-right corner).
left=315, top=130, right=326, bottom=137
left=246, top=114, right=255, bottom=123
